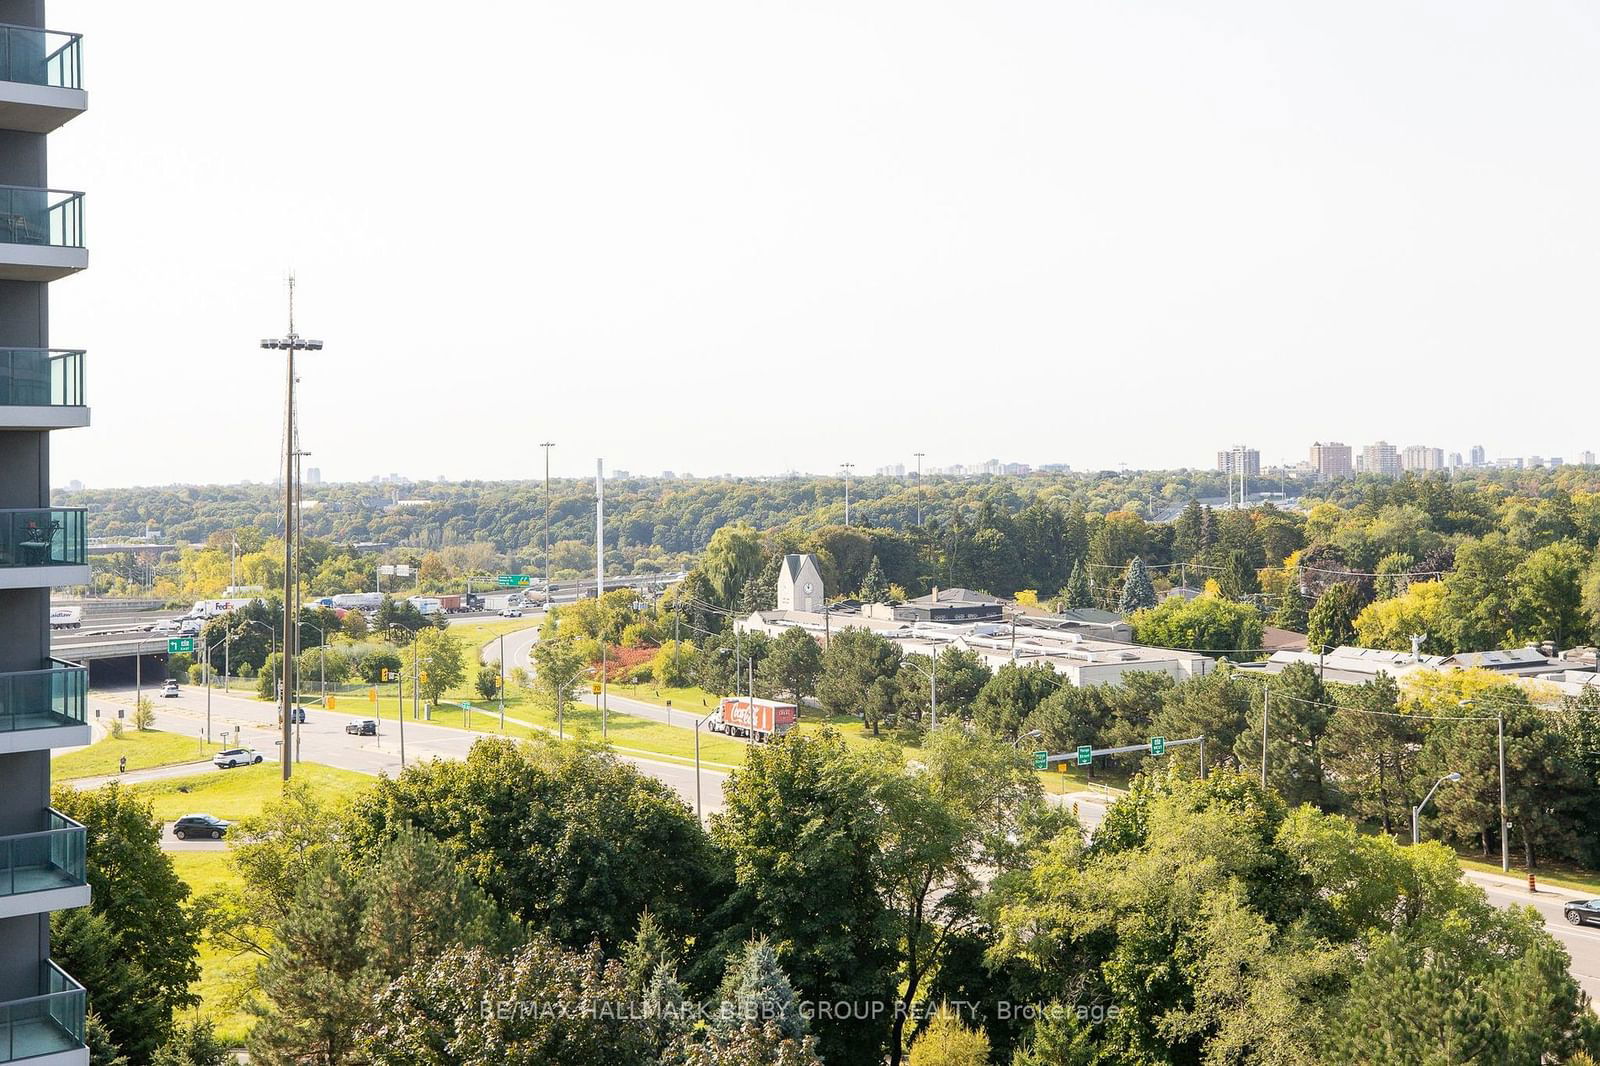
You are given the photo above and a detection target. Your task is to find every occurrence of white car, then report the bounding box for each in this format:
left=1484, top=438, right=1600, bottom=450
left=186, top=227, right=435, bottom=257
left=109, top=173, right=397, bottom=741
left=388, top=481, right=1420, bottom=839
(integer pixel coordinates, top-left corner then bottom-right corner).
left=499, top=606, right=523, bottom=618
left=212, top=748, right=262, bottom=770
left=160, top=680, right=180, bottom=698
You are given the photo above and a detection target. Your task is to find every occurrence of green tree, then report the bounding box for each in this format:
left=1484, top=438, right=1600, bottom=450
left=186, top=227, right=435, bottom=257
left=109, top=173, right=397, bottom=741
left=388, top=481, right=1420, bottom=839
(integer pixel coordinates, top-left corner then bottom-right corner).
left=1307, top=582, right=1360, bottom=651
left=1129, top=595, right=1263, bottom=655
left=713, top=938, right=808, bottom=1042
left=473, top=664, right=500, bottom=701
left=971, top=662, right=1058, bottom=741
left=860, top=554, right=889, bottom=601
left=1321, top=674, right=1418, bottom=834
left=404, top=627, right=466, bottom=709
left=907, top=1007, right=990, bottom=1066
left=1232, top=662, right=1332, bottom=807
left=151, top=1020, right=233, bottom=1066
left=50, top=783, right=200, bottom=1061
left=1509, top=539, right=1590, bottom=650
left=1271, top=582, right=1309, bottom=631
left=347, top=736, right=721, bottom=955
left=1117, top=556, right=1157, bottom=613
left=711, top=730, right=896, bottom=1063
left=650, top=638, right=695, bottom=687
left=757, top=626, right=823, bottom=701
left=1441, top=534, right=1526, bottom=651
left=817, top=627, right=903, bottom=734
left=1353, top=579, right=1450, bottom=653
left=702, top=522, right=765, bottom=608
left=1057, top=559, right=1092, bottom=610
left=532, top=637, right=586, bottom=733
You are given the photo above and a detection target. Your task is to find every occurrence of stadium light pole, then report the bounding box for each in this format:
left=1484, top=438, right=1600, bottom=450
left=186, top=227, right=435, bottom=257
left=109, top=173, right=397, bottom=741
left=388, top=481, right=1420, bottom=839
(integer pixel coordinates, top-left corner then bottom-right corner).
left=841, top=462, right=854, bottom=526
left=540, top=442, right=555, bottom=597
left=914, top=451, right=925, bottom=525
left=261, top=278, right=322, bottom=781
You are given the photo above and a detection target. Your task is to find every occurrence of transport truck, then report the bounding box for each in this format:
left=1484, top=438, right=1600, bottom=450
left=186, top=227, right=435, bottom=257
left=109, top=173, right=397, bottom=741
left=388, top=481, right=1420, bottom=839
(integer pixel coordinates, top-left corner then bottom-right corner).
left=712, top=697, right=798, bottom=742
left=330, top=592, right=384, bottom=611
left=49, top=606, right=81, bottom=629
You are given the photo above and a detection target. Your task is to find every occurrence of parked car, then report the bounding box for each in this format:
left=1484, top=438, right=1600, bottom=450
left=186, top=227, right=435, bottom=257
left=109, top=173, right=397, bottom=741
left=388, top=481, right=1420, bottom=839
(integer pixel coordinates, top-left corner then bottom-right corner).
left=286, top=706, right=306, bottom=724
left=500, top=606, right=523, bottom=618
left=346, top=718, right=378, bottom=736
left=160, top=679, right=180, bottom=698
left=172, top=814, right=229, bottom=841
left=212, top=748, right=262, bottom=769
left=1565, top=899, right=1600, bottom=926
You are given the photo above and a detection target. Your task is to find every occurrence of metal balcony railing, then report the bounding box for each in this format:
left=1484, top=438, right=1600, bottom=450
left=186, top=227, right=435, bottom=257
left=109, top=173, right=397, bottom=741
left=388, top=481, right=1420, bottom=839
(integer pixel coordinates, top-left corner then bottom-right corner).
left=0, top=661, right=86, bottom=735
left=0, top=810, right=85, bottom=898
left=0, top=25, right=81, bottom=91
left=0, top=188, right=82, bottom=249
left=0, top=350, right=82, bottom=408
left=0, top=962, right=86, bottom=1062
left=0, top=510, right=86, bottom=570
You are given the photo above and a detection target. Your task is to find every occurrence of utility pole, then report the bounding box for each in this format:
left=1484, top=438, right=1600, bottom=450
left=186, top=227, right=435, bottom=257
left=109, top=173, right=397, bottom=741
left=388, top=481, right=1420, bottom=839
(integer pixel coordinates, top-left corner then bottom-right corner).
left=1499, top=713, right=1509, bottom=873
left=1260, top=688, right=1269, bottom=790
left=260, top=275, right=322, bottom=782
left=841, top=462, right=854, bottom=526
left=595, top=459, right=604, bottom=600
left=540, top=442, right=555, bottom=597
left=914, top=451, right=925, bottom=525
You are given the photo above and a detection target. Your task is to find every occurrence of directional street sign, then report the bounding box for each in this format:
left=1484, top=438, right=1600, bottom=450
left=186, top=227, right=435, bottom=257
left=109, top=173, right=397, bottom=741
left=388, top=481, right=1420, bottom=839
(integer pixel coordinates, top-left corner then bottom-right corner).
left=496, top=574, right=533, bottom=588
left=1077, top=745, right=1093, bottom=766
left=167, top=637, right=194, bottom=654
left=1150, top=736, right=1166, bottom=756
left=1032, top=749, right=1048, bottom=770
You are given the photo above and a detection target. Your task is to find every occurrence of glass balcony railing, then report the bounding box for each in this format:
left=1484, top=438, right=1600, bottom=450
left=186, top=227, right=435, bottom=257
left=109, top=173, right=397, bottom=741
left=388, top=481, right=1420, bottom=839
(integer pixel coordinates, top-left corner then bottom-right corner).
left=0, top=350, right=82, bottom=408
left=0, top=962, right=86, bottom=1062
left=0, top=510, right=86, bottom=570
left=0, top=188, right=81, bottom=249
left=0, top=661, right=86, bottom=734
left=0, top=810, right=85, bottom=899
left=0, top=25, right=81, bottom=91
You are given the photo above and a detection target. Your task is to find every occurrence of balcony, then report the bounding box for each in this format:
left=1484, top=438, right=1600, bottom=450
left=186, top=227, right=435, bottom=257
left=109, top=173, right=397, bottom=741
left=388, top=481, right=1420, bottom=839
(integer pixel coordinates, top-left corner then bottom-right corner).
left=0, top=661, right=86, bottom=755
left=0, top=511, right=87, bottom=591
left=0, top=962, right=86, bottom=1065
left=0, top=189, right=83, bottom=282
left=0, top=810, right=87, bottom=920
left=0, top=25, right=84, bottom=134
left=0, top=351, right=84, bottom=429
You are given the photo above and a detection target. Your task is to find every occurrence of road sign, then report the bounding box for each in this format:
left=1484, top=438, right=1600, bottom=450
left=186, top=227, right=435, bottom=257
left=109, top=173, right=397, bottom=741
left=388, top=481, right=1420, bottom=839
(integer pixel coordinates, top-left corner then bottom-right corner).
left=591, top=682, right=603, bottom=695
left=496, top=574, right=533, bottom=588
left=368, top=687, right=377, bottom=703
left=1150, top=736, right=1166, bottom=756
left=462, top=701, right=471, bottom=710
left=1076, top=745, right=1093, bottom=766
left=1032, top=749, right=1048, bottom=771
left=167, top=637, right=194, bottom=654
left=327, top=696, right=337, bottom=709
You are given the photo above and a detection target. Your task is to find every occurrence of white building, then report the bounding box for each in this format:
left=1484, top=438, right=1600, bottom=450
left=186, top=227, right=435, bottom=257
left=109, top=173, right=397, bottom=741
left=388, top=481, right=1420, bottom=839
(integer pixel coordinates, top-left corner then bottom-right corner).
left=776, top=553, right=824, bottom=613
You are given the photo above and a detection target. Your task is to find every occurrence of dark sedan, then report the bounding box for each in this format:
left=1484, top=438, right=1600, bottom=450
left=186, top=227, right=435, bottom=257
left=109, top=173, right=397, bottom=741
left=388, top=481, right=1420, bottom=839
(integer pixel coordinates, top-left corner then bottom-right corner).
left=1564, top=899, right=1600, bottom=926
left=172, top=814, right=230, bottom=841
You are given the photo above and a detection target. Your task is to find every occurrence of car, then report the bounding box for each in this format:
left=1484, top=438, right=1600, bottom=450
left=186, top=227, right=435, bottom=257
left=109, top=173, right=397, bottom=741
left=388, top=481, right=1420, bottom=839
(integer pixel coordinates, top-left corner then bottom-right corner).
left=150, top=619, right=182, bottom=634
left=212, top=748, right=262, bottom=769
left=345, top=718, right=378, bottom=736
left=1564, top=899, right=1600, bottom=926
left=285, top=706, right=306, bottom=724
left=160, top=680, right=180, bottom=698
left=500, top=606, right=523, bottom=618
left=172, top=814, right=229, bottom=841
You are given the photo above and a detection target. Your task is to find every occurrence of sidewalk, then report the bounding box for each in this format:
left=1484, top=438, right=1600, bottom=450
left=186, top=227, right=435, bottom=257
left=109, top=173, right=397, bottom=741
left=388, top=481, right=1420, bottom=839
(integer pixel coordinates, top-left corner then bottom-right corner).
left=67, top=760, right=220, bottom=790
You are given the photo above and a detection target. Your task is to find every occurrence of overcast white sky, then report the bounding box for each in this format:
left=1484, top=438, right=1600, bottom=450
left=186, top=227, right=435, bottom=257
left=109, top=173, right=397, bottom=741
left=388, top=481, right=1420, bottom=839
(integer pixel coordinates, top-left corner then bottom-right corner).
left=47, top=1, right=1600, bottom=487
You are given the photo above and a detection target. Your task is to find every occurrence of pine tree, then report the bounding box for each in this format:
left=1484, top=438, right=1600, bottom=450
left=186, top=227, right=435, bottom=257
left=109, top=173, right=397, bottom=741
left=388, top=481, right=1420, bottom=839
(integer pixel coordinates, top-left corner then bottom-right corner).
left=1307, top=583, right=1360, bottom=651
left=859, top=555, right=889, bottom=602
left=714, top=938, right=808, bottom=1043
left=1271, top=583, right=1309, bottom=631
left=1118, top=557, right=1157, bottom=613
left=1059, top=559, right=1092, bottom=609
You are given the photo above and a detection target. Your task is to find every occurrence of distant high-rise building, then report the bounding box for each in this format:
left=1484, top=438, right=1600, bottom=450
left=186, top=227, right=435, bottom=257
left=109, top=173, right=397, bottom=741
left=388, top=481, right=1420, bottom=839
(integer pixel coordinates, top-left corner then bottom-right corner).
left=305, top=467, right=322, bottom=485
left=1361, top=441, right=1401, bottom=477
left=1401, top=445, right=1444, bottom=472
left=1470, top=445, right=1486, bottom=466
left=1216, top=446, right=1261, bottom=476
left=1447, top=452, right=1463, bottom=468
left=1549, top=458, right=1564, bottom=470
left=1308, top=442, right=1352, bottom=481
left=875, top=463, right=905, bottom=477
left=1582, top=451, right=1596, bottom=467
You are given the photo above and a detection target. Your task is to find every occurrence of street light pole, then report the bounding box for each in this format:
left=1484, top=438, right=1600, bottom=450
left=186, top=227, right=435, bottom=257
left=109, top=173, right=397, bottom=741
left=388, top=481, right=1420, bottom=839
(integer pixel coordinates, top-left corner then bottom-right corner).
left=1412, top=772, right=1462, bottom=845
left=541, top=442, right=555, bottom=597
left=261, top=277, right=322, bottom=782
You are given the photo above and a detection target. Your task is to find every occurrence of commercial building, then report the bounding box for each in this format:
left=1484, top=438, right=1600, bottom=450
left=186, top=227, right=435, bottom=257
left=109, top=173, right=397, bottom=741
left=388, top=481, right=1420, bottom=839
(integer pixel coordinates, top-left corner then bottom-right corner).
left=775, top=554, right=824, bottom=614
left=1308, top=442, right=1352, bottom=481
left=1216, top=446, right=1260, bottom=476
left=1470, top=444, right=1486, bottom=466
left=0, top=5, right=93, bottom=1062
left=1360, top=441, right=1401, bottom=477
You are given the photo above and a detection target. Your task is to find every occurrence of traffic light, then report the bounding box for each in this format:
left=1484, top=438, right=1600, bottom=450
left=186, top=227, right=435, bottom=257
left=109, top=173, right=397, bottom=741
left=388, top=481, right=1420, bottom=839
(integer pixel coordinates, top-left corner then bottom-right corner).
left=368, top=687, right=377, bottom=703
left=380, top=668, right=392, bottom=682
left=419, top=670, right=429, bottom=684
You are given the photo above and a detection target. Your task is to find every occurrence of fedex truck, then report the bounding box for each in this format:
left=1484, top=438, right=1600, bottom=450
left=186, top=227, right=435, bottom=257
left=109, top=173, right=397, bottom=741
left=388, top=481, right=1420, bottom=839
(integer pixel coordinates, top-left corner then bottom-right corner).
left=713, top=697, right=798, bottom=742
left=187, top=599, right=256, bottom=620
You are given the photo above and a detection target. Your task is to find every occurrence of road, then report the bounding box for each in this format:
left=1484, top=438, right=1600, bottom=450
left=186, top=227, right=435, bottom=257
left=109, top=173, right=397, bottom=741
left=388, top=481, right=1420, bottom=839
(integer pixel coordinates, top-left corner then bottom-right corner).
left=77, top=681, right=728, bottom=834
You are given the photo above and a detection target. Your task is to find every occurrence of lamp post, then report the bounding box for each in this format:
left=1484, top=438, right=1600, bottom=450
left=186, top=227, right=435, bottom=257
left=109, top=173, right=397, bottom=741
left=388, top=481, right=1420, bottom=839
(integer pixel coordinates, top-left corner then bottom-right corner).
left=261, top=280, right=323, bottom=782
left=540, top=442, right=555, bottom=597
left=1412, top=771, right=1462, bottom=845
left=203, top=634, right=228, bottom=744
left=303, top=622, right=328, bottom=708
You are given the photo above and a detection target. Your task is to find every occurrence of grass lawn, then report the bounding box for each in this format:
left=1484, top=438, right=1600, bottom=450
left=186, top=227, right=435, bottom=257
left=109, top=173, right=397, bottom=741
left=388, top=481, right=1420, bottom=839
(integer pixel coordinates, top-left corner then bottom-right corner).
left=127, top=762, right=375, bottom=822
left=455, top=618, right=543, bottom=654
left=53, top=728, right=221, bottom=780
left=1457, top=853, right=1600, bottom=897
left=167, top=852, right=256, bottom=1047
left=606, top=681, right=723, bottom=712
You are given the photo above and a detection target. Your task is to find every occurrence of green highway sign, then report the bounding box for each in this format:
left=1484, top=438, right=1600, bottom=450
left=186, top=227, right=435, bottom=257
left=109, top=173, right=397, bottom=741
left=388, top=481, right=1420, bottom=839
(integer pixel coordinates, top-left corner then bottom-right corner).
left=1032, top=749, right=1048, bottom=771
left=1150, top=736, right=1166, bottom=757
left=1077, top=745, right=1093, bottom=766
left=496, top=574, right=533, bottom=588
left=168, top=637, right=195, bottom=654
